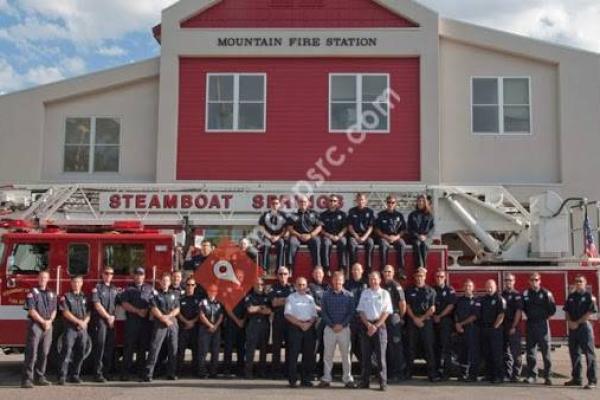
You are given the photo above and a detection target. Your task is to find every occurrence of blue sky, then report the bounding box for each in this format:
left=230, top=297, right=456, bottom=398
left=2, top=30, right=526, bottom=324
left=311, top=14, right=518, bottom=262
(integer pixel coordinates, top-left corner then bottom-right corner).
left=1, top=0, right=599, bottom=95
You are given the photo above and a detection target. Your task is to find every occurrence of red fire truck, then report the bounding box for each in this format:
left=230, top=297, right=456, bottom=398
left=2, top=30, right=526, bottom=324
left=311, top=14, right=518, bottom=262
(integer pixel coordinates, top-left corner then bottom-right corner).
left=0, top=184, right=598, bottom=352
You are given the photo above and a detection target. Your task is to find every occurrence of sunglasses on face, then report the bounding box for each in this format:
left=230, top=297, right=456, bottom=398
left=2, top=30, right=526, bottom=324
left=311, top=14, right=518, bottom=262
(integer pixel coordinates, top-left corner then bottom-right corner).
left=278, top=273, right=289, bottom=276
left=387, top=201, right=396, bottom=204
left=186, top=284, right=196, bottom=287
left=530, top=278, right=540, bottom=282
left=575, top=280, right=584, bottom=283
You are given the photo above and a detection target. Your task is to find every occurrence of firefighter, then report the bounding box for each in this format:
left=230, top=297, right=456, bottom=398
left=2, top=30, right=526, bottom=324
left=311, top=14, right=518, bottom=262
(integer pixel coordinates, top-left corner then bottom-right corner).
left=285, top=277, right=318, bottom=387
left=344, top=262, right=367, bottom=367
left=258, top=197, right=288, bottom=271
left=286, top=195, right=323, bottom=271
left=176, top=276, right=201, bottom=375
left=347, top=193, right=375, bottom=272
left=91, top=266, right=120, bottom=382
left=479, top=279, right=506, bottom=383
left=223, top=297, right=247, bottom=378
left=405, top=267, right=439, bottom=382
left=357, top=271, right=393, bottom=391
left=454, top=279, right=481, bottom=382
left=381, top=265, right=407, bottom=382
left=120, top=267, right=154, bottom=381
left=58, top=275, right=90, bottom=385
left=171, top=270, right=185, bottom=298
left=21, top=270, right=57, bottom=389
left=240, top=237, right=259, bottom=265
left=433, top=270, right=457, bottom=380
left=269, top=266, right=295, bottom=377
left=375, top=195, right=407, bottom=274
left=144, top=273, right=180, bottom=382
left=407, top=195, right=434, bottom=268
left=522, top=272, right=556, bottom=385
left=308, top=266, right=328, bottom=378
left=184, top=239, right=214, bottom=273
left=502, top=273, right=524, bottom=382
left=564, top=275, right=597, bottom=389
left=319, top=194, right=349, bottom=274
left=244, top=278, right=272, bottom=379
left=197, top=285, right=224, bottom=378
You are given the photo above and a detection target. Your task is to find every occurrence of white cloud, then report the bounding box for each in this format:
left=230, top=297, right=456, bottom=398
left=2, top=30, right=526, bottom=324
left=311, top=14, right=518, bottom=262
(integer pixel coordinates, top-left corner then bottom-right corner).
left=0, top=59, right=24, bottom=92
left=0, top=56, right=87, bottom=93
left=417, top=0, right=600, bottom=52
left=62, top=56, right=86, bottom=75
left=97, top=45, right=127, bottom=57
left=23, top=65, right=64, bottom=85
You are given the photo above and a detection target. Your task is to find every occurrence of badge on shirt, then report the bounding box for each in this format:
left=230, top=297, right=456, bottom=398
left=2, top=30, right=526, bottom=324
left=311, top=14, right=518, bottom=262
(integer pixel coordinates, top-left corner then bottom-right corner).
left=491, top=299, right=496, bottom=305
left=337, top=215, right=342, bottom=220
left=539, top=293, right=543, bottom=299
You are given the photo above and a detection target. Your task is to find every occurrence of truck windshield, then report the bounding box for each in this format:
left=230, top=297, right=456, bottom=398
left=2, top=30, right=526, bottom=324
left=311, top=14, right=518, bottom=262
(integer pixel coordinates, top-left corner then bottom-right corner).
left=103, top=244, right=145, bottom=275
left=8, top=243, right=50, bottom=274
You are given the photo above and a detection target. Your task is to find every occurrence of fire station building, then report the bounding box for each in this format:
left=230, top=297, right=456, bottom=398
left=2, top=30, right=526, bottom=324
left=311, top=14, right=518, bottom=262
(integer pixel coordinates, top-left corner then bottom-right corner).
left=0, top=0, right=599, bottom=203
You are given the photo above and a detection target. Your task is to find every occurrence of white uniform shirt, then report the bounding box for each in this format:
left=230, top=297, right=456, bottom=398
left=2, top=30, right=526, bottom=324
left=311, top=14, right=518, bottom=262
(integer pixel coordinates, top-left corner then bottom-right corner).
left=357, top=287, right=393, bottom=321
left=284, top=292, right=318, bottom=321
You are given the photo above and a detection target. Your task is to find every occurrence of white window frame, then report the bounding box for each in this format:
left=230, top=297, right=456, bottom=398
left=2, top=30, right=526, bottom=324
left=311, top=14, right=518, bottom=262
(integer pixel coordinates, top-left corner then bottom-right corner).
left=329, top=73, right=391, bottom=134
left=63, top=116, right=123, bottom=174
left=471, top=76, right=532, bottom=136
left=205, top=73, right=267, bottom=133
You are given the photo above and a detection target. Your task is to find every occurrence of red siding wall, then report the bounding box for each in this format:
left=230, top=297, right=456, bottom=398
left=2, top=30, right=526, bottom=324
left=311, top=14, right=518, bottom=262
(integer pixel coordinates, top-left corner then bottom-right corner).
left=177, top=57, right=421, bottom=181
left=181, top=0, right=418, bottom=28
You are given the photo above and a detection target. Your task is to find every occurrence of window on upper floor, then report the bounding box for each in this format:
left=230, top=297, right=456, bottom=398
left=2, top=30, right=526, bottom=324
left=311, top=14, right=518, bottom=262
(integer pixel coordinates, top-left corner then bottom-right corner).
left=63, top=117, right=121, bottom=173
left=472, top=77, right=531, bottom=135
left=206, top=73, right=266, bottom=132
left=329, top=73, right=390, bottom=133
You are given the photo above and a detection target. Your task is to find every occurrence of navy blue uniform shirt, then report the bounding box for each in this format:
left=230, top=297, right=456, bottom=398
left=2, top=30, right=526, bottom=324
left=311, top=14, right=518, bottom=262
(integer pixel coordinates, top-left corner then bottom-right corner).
left=245, top=291, right=271, bottom=323
left=24, top=287, right=57, bottom=320
left=454, top=295, right=481, bottom=324
left=375, top=210, right=407, bottom=235
left=406, top=285, right=436, bottom=317
left=287, top=209, right=322, bottom=234
left=320, top=209, right=348, bottom=235
left=348, top=206, right=375, bottom=235
left=522, top=288, right=556, bottom=323
left=501, top=289, right=523, bottom=326
left=259, top=210, right=288, bottom=235
left=179, top=294, right=201, bottom=321
left=479, top=293, right=506, bottom=328
left=407, top=210, right=434, bottom=237
left=91, top=283, right=120, bottom=317
left=564, top=290, right=598, bottom=321
left=434, top=284, right=457, bottom=316
left=60, top=291, right=89, bottom=327
left=119, top=283, right=154, bottom=319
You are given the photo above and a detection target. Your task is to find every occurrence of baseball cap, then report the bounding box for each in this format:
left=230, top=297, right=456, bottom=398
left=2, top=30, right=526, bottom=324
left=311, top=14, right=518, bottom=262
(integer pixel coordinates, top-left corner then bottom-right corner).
left=134, top=267, right=145, bottom=275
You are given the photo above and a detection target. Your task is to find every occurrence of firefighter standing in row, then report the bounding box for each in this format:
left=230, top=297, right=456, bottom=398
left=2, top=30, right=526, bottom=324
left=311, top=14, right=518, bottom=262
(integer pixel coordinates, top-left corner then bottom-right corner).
left=454, top=279, right=480, bottom=382
left=564, top=275, right=597, bottom=389
left=285, top=277, right=318, bottom=387
left=522, top=272, right=556, bottom=385
left=405, top=267, right=439, bottom=382
left=120, top=267, right=153, bottom=381
left=287, top=195, right=323, bottom=270
left=91, top=266, right=120, bottom=382
left=502, top=273, right=524, bottom=382
left=58, top=275, right=90, bottom=385
left=433, top=270, right=456, bottom=380
left=176, top=276, right=201, bottom=375
left=479, top=279, right=506, bottom=383
left=223, top=294, right=247, bottom=378
left=244, top=278, right=272, bottom=379
left=21, top=270, right=57, bottom=389
left=375, top=195, right=407, bottom=274
left=344, top=262, right=368, bottom=365
left=381, top=265, right=407, bottom=382
left=258, top=197, right=288, bottom=271
left=269, top=266, right=294, bottom=377
left=347, top=193, right=375, bottom=272
left=319, top=194, right=348, bottom=274
left=144, top=273, right=180, bottom=382
left=197, top=285, right=224, bottom=378
left=308, top=266, right=328, bottom=378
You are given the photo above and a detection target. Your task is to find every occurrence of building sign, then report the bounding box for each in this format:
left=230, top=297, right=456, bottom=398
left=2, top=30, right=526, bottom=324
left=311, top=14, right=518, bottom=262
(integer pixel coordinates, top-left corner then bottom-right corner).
left=217, top=36, right=378, bottom=48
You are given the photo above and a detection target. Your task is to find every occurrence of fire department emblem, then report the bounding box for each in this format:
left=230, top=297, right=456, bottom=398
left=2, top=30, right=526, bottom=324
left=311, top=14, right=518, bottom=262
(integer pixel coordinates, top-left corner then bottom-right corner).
left=195, top=238, right=262, bottom=312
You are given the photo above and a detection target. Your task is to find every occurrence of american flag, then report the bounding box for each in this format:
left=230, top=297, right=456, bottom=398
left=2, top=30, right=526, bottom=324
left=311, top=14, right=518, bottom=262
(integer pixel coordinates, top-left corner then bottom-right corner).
left=584, top=216, right=598, bottom=258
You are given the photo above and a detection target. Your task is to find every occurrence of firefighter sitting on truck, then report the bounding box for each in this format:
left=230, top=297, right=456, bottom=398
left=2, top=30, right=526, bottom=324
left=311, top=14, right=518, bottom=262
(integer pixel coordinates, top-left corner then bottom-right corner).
left=58, top=275, right=91, bottom=386
left=184, top=239, right=214, bottom=273
left=21, top=270, right=57, bottom=389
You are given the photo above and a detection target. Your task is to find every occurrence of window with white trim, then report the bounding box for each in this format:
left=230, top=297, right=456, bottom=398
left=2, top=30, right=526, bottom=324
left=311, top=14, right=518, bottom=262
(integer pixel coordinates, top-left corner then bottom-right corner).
left=472, top=77, right=531, bottom=134
left=63, top=117, right=121, bottom=173
left=329, top=73, right=390, bottom=133
left=206, top=73, right=266, bottom=132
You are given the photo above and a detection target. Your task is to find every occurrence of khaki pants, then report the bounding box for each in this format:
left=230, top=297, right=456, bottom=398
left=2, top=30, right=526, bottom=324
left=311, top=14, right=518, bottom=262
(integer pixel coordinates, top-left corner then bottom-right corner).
left=322, top=326, right=353, bottom=383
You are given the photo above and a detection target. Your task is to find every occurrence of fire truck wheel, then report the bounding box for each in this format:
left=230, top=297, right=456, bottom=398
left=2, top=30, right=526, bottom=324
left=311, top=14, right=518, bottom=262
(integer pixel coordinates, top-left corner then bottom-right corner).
left=53, top=333, right=93, bottom=360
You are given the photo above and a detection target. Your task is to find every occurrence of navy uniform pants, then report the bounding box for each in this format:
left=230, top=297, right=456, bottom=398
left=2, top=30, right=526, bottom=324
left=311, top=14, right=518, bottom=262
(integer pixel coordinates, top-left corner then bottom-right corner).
left=145, top=323, right=178, bottom=379
left=122, top=317, right=151, bottom=377
left=197, top=326, right=221, bottom=376
left=406, top=320, right=437, bottom=379
left=59, top=327, right=88, bottom=380
left=481, top=327, right=504, bottom=381
left=409, top=237, right=429, bottom=268
left=348, top=237, right=374, bottom=271
left=434, top=316, right=454, bottom=377
left=386, top=314, right=406, bottom=379
left=287, top=236, right=321, bottom=270
left=92, top=318, right=115, bottom=378
left=568, top=322, right=597, bottom=384
left=223, top=318, right=246, bottom=374
left=504, top=327, right=522, bottom=380
left=360, top=324, right=388, bottom=386
left=457, top=324, right=480, bottom=379
left=244, top=319, right=270, bottom=377
left=271, top=311, right=289, bottom=375
left=177, top=325, right=198, bottom=374
left=320, top=236, right=348, bottom=272
left=261, top=237, right=285, bottom=271
left=378, top=238, right=406, bottom=272
left=525, top=320, right=552, bottom=379
left=287, top=324, right=317, bottom=385
left=22, top=322, right=52, bottom=383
